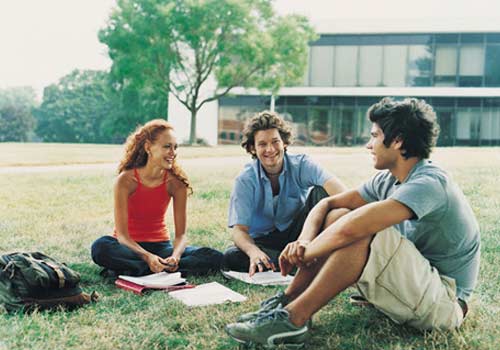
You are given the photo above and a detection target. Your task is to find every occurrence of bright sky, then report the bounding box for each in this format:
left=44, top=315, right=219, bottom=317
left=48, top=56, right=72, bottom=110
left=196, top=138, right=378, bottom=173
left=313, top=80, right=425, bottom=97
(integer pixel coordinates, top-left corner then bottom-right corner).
left=1, top=0, right=499, bottom=99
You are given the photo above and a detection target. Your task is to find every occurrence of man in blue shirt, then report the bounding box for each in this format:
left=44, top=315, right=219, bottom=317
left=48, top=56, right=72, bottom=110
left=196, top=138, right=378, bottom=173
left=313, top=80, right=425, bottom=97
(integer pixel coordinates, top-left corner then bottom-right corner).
left=223, top=111, right=346, bottom=276
left=226, top=98, right=480, bottom=348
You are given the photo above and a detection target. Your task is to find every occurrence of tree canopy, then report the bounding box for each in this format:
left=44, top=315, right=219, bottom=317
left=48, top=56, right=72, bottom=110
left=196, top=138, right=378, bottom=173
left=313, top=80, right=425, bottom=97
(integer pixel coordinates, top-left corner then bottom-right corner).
left=35, top=70, right=116, bottom=143
left=100, top=0, right=316, bottom=144
left=0, top=87, right=37, bottom=142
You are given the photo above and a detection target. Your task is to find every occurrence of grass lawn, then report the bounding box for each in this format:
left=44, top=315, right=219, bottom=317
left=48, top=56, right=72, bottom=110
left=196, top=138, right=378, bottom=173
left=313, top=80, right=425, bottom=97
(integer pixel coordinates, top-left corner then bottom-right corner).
left=0, top=144, right=499, bottom=349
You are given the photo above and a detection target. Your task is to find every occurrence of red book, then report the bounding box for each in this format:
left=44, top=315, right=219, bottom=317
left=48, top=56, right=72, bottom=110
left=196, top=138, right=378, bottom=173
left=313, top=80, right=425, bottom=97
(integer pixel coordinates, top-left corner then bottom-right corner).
left=115, top=278, right=146, bottom=295
left=115, top=278, right=195, bottom=295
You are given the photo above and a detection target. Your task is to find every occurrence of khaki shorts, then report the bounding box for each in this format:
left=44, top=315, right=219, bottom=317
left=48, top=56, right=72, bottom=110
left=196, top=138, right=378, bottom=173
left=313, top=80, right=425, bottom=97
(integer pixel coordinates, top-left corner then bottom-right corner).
left=356, top=228, right=464, bottom=330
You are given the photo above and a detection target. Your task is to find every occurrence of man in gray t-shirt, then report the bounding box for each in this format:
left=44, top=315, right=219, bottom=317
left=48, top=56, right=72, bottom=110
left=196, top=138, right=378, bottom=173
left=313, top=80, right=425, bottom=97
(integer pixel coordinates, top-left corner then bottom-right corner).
left=359, top=159, right=480, bottom=301
left=226, top=97, right=480, bottom=347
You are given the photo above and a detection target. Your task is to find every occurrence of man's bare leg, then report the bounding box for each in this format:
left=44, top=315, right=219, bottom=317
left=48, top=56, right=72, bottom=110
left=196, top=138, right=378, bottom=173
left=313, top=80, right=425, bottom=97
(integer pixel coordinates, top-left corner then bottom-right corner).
left=284, top=208, right=350, bottom=301
left=285, top=235, right=373, bottom=326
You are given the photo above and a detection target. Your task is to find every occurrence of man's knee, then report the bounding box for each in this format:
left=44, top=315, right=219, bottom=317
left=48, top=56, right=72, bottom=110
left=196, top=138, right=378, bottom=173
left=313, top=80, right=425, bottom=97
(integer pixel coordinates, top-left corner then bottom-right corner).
left=324, top=208, right=351, bottom=228
left=307, top=186, right=329, bottom=206
left=222, top=246, right=249, bottom=272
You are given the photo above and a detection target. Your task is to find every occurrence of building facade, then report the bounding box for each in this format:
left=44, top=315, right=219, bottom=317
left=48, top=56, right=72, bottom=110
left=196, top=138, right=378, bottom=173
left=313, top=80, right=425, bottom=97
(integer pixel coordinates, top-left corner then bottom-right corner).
left=218, top=23, right=500, bottom=146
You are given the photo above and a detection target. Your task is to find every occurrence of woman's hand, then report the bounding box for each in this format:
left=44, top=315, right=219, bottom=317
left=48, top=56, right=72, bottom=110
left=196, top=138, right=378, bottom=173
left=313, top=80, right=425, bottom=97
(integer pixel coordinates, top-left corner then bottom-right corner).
left=164, top=256, right=179, bottom=272
left=144, top=254, right=168, bottom=273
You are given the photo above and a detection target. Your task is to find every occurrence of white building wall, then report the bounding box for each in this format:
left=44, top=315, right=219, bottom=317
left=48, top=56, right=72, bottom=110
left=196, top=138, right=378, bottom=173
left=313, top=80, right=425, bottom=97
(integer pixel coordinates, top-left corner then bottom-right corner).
left=167, top=94, right=218, bottom=145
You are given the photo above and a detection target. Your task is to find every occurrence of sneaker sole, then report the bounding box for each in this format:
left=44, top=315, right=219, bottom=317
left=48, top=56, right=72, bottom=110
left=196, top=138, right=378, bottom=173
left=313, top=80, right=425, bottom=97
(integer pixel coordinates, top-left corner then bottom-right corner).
left=226, top=328, right=307, bottom=349
left=267, top=328, right=308, bottom=348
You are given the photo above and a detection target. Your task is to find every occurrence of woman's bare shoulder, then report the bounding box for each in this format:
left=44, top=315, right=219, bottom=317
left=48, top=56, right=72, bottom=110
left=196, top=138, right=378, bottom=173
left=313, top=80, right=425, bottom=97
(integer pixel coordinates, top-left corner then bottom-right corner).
left=115, top=169, right=138, bottom=192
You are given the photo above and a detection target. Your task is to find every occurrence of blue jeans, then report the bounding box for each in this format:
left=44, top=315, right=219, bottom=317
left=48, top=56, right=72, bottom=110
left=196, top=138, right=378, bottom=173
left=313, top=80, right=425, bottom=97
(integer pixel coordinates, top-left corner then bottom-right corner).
left=91, top=236, right=222, bottom=277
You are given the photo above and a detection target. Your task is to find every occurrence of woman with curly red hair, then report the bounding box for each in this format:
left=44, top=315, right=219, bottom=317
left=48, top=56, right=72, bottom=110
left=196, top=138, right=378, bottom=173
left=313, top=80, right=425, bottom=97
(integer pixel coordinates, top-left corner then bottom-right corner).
left=91, top=119, right=222, bottom=277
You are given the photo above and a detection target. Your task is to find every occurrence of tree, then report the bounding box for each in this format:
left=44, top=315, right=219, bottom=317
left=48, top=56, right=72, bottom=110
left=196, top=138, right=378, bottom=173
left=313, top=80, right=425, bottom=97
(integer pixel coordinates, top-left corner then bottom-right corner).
left=35, top=70, right=117, bottom=143
left=100, top=0, right=316, bottom=144
left=0, top=87, right=37, bottom=142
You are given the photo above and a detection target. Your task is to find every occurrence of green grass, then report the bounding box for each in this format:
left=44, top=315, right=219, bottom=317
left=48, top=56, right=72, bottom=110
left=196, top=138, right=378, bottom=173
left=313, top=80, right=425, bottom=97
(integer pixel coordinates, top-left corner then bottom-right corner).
left=0, top=144, right=499, bottom=349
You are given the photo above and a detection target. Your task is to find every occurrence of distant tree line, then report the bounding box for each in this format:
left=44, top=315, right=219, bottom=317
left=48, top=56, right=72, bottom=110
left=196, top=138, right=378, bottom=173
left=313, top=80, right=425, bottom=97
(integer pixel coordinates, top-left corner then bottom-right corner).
left=1, top=0, right=315, bottom=144
left=0, top=69, right=164, bottom=143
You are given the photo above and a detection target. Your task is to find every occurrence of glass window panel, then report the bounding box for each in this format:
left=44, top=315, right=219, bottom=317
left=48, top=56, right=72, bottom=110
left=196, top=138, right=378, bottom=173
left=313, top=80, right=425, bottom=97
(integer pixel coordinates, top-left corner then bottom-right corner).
left=309, top=46, right=334, bottom=87
left=334, top=46, right=358, bottom=86
left=435, top=34, right=458, bottom=44
left=408, top=45, right=432, bottom=86
left=308, top=107, right=332, bottom=145
left=383, top=45, right=407, bottom=86
left=459, top=45, right=484, bottom=76
left=456, top=108, right=480, bottom=142
left=461, top=34, right=483, bottom=43
left=302, top=47, right=310, bottom=86
left=359, top=46, right=383, bottom=86
left=486, top=34, right=500, bottom=43
left=435, top=109, right=454, bottom=146
left=307, top=96, right=331, bottom=106
left=435, top=45, right=457, bottom=75
left=481, top=107, right=500, bottom=140
left=456, top=110, right=471, bottom=139
left=284, top=106, right=308, bottom=145
left=485, top=45, right=500, bottom=86
left=458, top=76, right=482, bottom=87
left=286, top=96, right=308, bottom=105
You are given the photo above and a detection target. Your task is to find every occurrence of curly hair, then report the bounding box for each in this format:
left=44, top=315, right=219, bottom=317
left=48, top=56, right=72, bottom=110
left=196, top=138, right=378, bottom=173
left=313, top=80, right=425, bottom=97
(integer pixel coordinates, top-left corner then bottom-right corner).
left=240, top=111, right=293, bottom=158
left=368, top=97, right=440, bottom=159
left=118, top=119, right=192, bottom=194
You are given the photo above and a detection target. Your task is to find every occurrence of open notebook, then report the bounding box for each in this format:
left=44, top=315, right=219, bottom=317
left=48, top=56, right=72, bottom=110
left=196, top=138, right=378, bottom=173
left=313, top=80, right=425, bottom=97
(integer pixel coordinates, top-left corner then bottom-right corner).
left=168, top=282, right=247, bottom=306
left=222, top=270, right=294, bottom=286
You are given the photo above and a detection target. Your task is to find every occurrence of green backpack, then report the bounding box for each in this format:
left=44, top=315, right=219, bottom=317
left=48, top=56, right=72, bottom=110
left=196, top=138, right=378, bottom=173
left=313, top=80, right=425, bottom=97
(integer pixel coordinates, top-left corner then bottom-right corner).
left=0, top=252, right=98, bottom=312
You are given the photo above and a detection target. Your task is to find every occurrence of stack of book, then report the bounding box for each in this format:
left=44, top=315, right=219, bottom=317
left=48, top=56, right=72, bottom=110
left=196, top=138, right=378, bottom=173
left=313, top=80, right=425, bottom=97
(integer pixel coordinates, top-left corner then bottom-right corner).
left=115, top=272, right=193, bottom=295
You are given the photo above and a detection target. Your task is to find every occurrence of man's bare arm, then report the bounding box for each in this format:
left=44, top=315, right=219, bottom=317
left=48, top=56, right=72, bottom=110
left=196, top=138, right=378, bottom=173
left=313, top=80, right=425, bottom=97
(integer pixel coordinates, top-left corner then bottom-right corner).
left=303, top=199, right=414, bottom=261
left=297, top=189, right=367, bottom=242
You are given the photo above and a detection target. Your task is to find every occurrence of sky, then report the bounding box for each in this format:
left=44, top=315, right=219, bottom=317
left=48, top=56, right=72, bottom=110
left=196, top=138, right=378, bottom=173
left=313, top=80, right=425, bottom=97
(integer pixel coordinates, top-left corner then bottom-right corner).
left=1, top=0, right=500, bottom=99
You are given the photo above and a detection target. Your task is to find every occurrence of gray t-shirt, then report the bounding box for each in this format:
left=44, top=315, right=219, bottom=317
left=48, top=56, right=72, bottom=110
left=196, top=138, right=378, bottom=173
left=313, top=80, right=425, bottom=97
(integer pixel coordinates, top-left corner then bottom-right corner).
left=358, top=160, right=480, bottom=301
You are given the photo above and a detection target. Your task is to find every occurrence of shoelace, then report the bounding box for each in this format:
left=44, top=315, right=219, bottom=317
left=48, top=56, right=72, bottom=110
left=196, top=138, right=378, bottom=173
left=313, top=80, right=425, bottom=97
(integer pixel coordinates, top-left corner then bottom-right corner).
left=252, top=307, right=288, bottom=325
left=261, top=293, right=283, bottom=309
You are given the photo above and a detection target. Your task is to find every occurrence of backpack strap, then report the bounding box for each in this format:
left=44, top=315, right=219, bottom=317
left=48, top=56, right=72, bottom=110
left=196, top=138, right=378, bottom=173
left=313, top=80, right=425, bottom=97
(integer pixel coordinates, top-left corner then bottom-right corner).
left=42, top=261, right=65, bottom=288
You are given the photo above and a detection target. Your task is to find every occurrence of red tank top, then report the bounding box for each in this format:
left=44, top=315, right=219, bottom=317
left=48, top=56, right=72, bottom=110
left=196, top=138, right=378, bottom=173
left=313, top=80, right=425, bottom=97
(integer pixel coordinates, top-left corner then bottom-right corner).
left=115, top=169, right=171, bottom=242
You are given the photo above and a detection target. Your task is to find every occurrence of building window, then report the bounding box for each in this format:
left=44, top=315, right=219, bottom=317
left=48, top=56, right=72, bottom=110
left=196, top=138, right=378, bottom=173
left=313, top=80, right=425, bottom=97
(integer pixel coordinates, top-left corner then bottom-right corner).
left=435, top=45, right=458, bottom=86
left=383, top=45, right=407, bottom=86
left=359, top=45, right=383, bottom=86
left=459, top=44, right=484, bottom=86
left=485, top=44, right=500, bottom=86
left=310, top=46, right=334, bottom=86
left=408, top=45, right=432, bottom=86
left=334, top=46, right=358, bottom=86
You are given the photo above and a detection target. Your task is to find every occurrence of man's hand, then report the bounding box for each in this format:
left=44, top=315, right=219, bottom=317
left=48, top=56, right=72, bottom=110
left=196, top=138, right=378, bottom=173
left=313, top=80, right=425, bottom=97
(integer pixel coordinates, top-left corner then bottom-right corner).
left=248, top=250, right=275, bottom=277
left=144, top=254, right=168, bottom=273
left=279, top=240, right=310, bottom=276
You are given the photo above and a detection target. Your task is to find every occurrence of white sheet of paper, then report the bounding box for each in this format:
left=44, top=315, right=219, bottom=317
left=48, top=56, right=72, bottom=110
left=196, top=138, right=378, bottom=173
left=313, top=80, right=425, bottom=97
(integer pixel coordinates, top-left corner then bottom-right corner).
left=168, top=282, right=247, bottom=306
left=221, top=270, right=294, bottom=286
left=118, top=272, right=185, bottom=288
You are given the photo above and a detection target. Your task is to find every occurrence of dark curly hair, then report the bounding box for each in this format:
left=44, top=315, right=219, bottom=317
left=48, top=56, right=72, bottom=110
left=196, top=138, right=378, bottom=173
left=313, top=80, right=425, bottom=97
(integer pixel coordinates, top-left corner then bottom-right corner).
left=241, top=111, right=293, bottom=158
left=118, top=119, right=192, bottom=194
left=368, top=97, right=440, bottom=159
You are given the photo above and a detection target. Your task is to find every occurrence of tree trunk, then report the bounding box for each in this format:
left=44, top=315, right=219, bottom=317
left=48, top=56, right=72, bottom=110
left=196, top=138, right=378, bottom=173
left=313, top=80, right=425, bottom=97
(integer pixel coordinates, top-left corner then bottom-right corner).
left=270, top=94, right=275, bottom=112
left=189, top=108, right=197, bottom=145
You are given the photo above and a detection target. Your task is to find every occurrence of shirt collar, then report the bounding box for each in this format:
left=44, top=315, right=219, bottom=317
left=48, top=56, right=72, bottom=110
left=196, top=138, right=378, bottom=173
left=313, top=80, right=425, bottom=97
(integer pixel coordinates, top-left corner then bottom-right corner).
left=394, top=159, right=428, bottom=185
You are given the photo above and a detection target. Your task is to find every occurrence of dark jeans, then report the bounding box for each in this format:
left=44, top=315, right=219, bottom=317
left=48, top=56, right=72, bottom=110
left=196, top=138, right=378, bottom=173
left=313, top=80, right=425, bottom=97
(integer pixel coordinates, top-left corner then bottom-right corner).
left=222, top=186, right=329, bottom=272
left=91, top=236, right=223, bottom=277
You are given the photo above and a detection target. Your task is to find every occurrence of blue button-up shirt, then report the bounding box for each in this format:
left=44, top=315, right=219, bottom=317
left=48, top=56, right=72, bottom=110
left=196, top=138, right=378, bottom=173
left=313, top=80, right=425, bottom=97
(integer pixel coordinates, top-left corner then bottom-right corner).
left=228, top=153, right=332, bottom=238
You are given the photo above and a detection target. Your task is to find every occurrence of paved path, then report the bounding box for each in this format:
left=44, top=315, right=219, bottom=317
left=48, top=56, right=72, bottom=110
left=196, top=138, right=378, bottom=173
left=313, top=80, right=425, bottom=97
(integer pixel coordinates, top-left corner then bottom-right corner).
left=0, top=153, right=361, bottom=174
